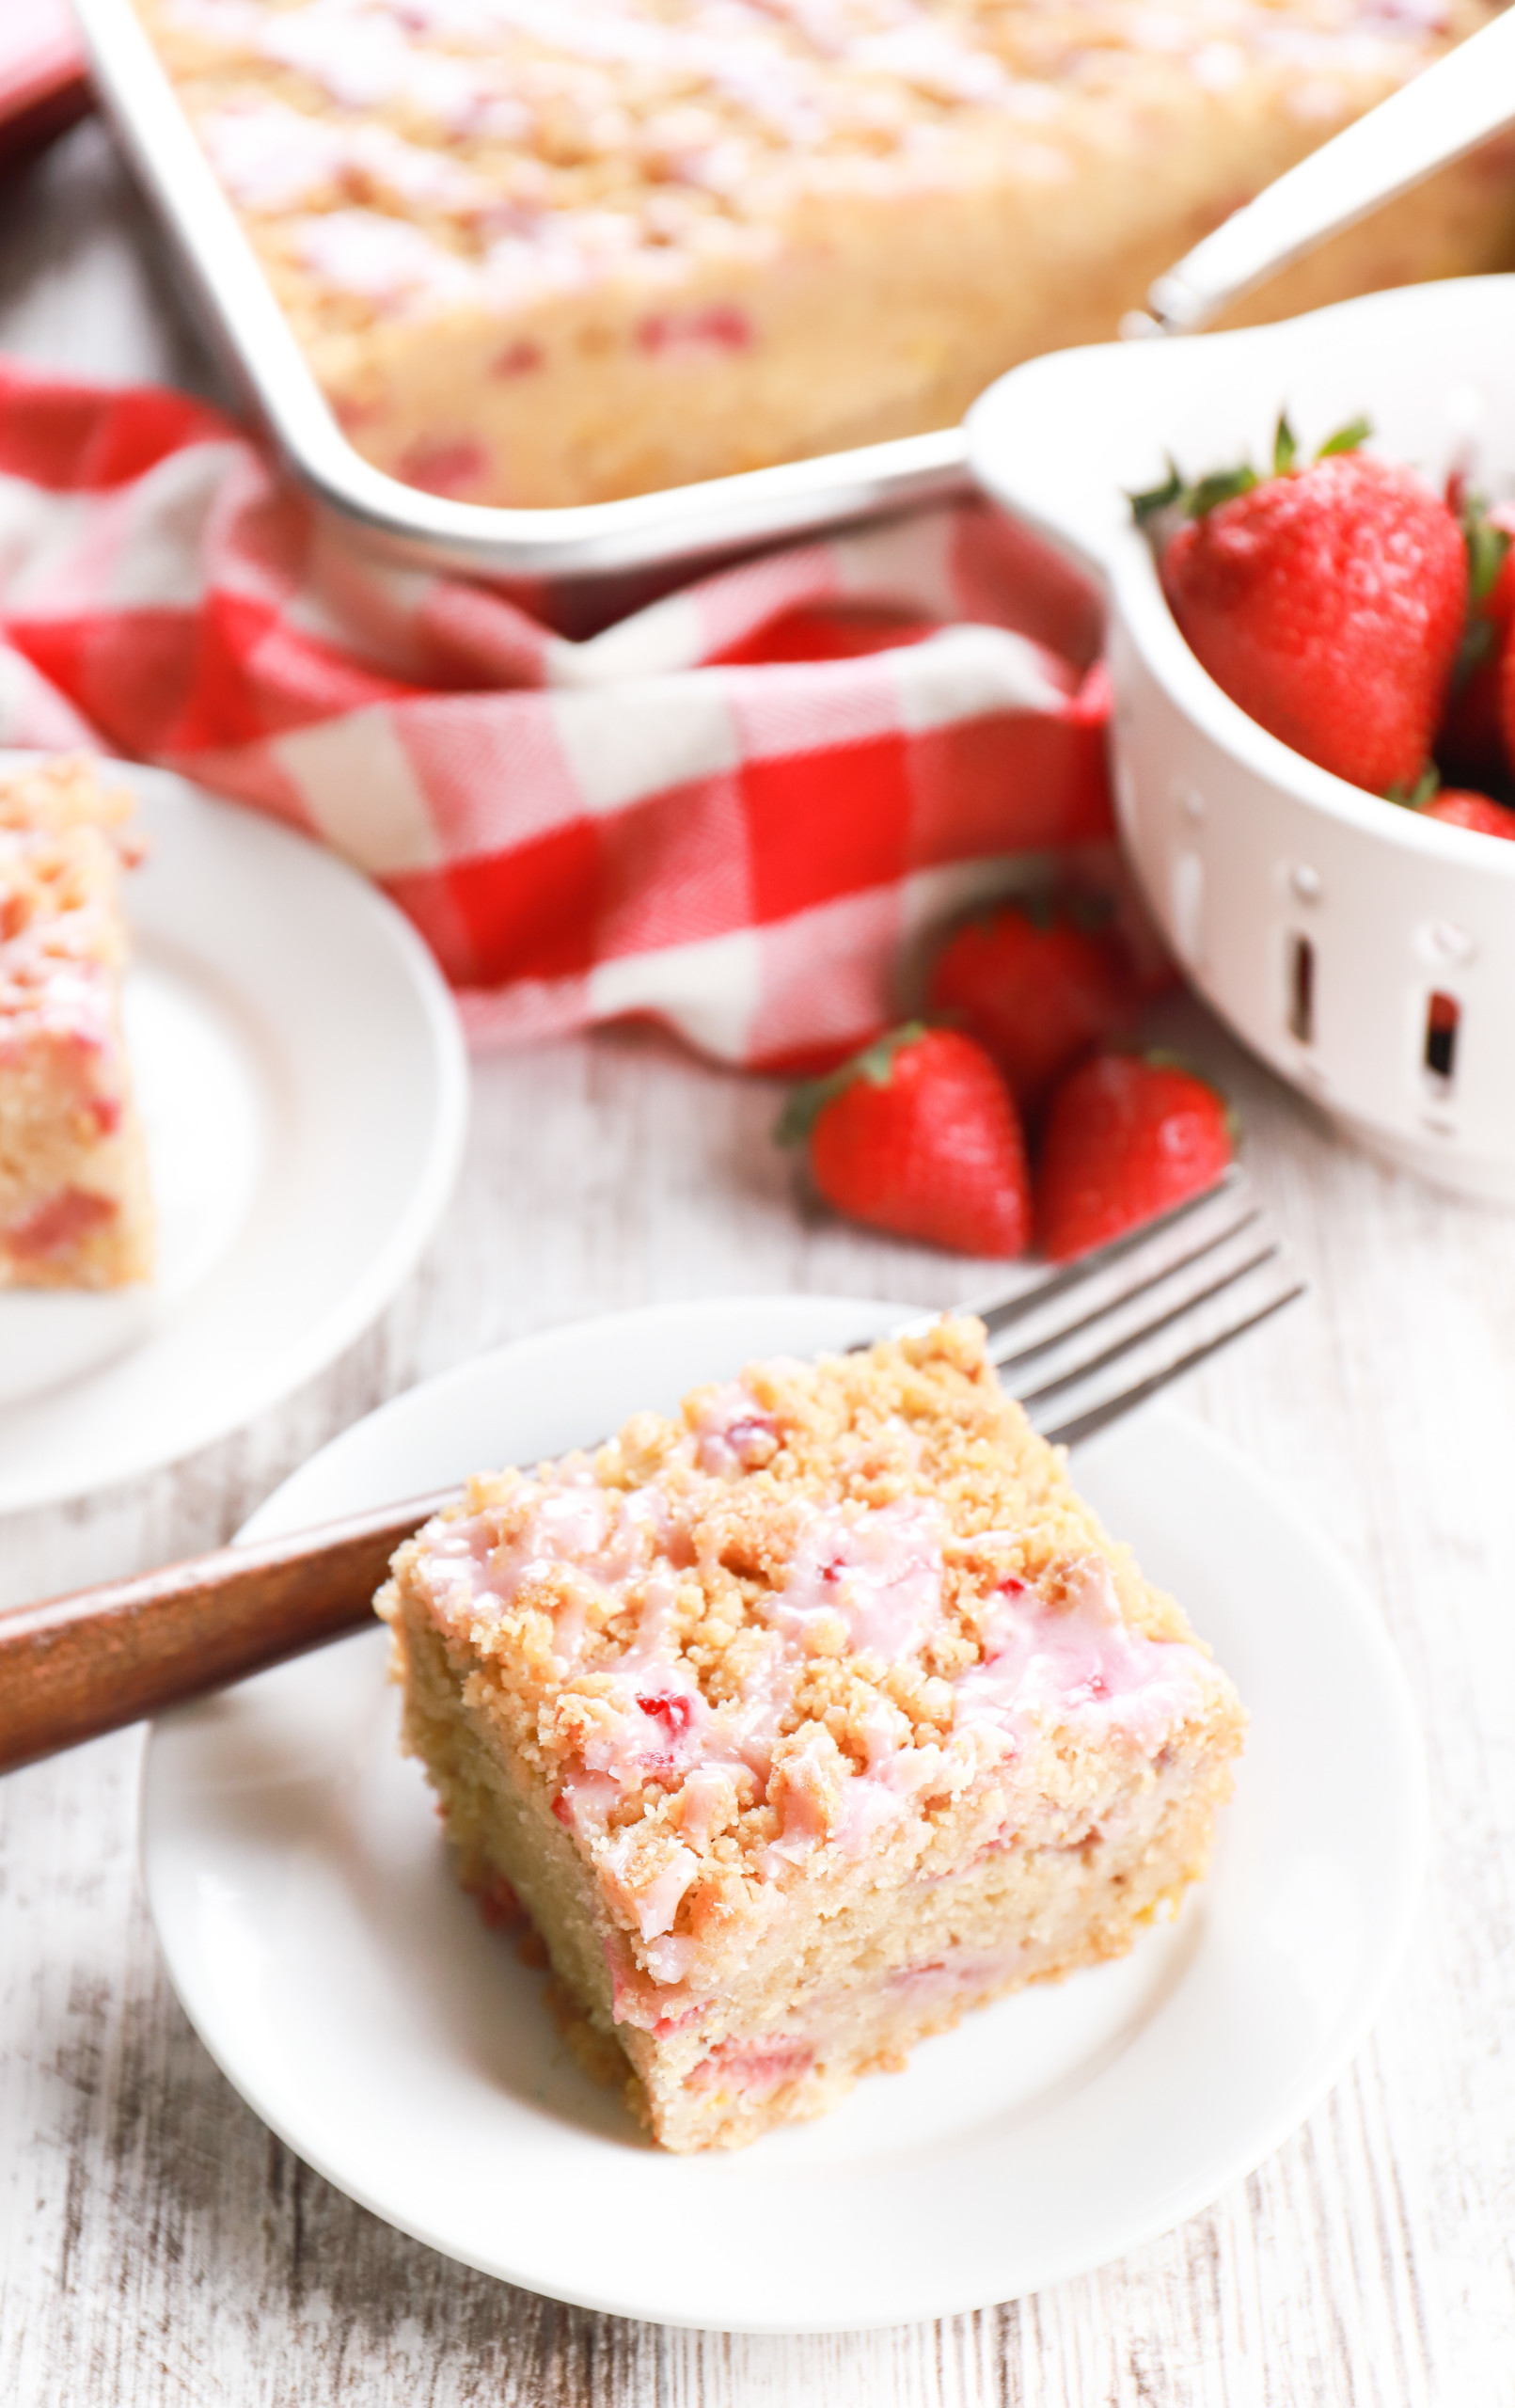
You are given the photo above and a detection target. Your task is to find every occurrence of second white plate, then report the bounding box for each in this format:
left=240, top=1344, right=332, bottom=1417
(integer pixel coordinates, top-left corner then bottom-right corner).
left=141, top=1297, right=1428, bottom=2331
left=0, top=753, right=468, bottom=1513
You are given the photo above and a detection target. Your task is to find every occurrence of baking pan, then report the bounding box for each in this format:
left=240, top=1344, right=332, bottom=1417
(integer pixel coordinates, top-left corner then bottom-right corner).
left=73, top=0, right=971, bottom=584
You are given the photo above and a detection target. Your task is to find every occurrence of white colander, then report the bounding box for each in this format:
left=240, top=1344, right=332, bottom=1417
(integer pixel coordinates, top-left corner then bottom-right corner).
left=971, top=274, right=1515, bottom=1203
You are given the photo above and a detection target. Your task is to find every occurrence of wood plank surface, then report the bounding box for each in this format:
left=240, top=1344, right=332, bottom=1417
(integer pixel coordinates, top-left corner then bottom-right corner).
left=2, top=119, right=1513, bottom=2408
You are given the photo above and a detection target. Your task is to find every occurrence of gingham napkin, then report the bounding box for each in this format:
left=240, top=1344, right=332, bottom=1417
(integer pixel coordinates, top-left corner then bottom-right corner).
left=0, top=361, right=1115, bottom=1066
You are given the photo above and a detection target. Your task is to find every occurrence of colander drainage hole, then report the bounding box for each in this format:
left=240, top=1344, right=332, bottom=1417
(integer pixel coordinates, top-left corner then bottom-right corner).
left=1287, top=933, right=1315, bottom=1044
left=1424, top=991, right=1460, bottom=1088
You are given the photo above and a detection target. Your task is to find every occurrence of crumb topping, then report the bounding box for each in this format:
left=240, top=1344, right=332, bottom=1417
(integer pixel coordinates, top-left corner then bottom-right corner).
left=0, top=762, right=138, bottom=1065
left=0, top=757, right=138, bottom=839
left=137, top=0, right=1470, bottom=332
left=388, top=1318, right=1222, bottom=1990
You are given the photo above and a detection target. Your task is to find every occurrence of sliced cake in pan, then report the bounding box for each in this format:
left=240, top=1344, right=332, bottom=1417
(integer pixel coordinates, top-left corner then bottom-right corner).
left=138, top=0, right=1515, bottom=506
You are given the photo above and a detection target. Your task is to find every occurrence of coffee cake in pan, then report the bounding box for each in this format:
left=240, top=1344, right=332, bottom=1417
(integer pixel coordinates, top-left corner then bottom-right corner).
left=134, top=0, right=1515, bottom=507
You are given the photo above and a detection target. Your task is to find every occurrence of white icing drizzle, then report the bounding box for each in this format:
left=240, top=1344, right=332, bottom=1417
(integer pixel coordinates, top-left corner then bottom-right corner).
left=413, top=1439, right=1216, bottom=1981
left=769, top=1497, right=944, bottom=1664
left=292, top=207, right=480, bottom=306
left=164, top=0, right=1443, bottom=126
left=160, top=0, right=1444, bottom=321
left=199, top=97, right=498, bottom=212
left=0, top=835, right=116, bottom=1063
left=953, top=1557, right=1212, bottom=1760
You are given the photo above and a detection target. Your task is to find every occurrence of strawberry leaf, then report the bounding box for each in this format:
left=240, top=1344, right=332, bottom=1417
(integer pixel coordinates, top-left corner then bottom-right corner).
left=1385, top=765, right=1442, bottom=810
left=1456, top=616, right=1499, bottom=682
left=956, top=889, right=1054, bottom=938
left=1462, top=495, right=1511, bottom=605
left=1140, top=1049, right=1242, bottom=1145
left=773, top=1022, right=924, bottom=1147
left=1024, top=889, right=1064, bottom=932
left=1062, top=888, right=1117, bottom=934
left=1128, top=460, right=1183, bottom=524
left=1131, top=408, right=1374, bottom=535
left=1184, top=465, right=1258, bottom=518
left=1444, top=493, right=1513, bottom=695
left=1316, top=415, right=1372, bottom=460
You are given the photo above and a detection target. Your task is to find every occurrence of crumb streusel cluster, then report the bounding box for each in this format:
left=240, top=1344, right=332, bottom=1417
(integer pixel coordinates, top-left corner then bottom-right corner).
left=145, top=0, right=1474, bottom=334
left=386, top=1319, right=1219, bottom=1984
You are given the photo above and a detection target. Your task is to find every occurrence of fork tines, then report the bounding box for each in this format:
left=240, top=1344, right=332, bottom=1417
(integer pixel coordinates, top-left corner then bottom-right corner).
left=963, top=1172, right=1304, bottom=1450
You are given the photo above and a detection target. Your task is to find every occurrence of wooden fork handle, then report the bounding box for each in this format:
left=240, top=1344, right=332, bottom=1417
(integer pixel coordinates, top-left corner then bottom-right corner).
left=0, top=1485, right=462, bottom=1776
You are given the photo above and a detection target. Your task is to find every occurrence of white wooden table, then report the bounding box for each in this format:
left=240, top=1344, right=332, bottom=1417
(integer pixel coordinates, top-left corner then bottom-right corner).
left=3, top=119, right=1513, bottom=2408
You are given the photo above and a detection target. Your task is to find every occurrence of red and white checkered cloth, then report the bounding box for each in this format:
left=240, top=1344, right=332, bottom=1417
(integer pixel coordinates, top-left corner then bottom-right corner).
left=0, top=361, right=1116, bottom=1066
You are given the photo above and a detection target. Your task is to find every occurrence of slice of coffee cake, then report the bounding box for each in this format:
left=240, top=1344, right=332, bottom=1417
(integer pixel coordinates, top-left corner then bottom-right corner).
left=0, top=756, right=154, bottom=1288
left=380, top=1318, right=1244, bottom=2151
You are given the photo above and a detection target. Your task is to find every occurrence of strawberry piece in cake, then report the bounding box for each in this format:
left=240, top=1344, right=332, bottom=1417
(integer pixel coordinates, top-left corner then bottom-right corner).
left=0, top=756, right=154, bottom=1289
left=380, top=1317, right=1245, bottom=2151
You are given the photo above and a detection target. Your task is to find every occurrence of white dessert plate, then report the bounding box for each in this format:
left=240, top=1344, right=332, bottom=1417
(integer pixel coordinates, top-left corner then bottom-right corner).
left=0, top=752, right=467, bottom=1513
left=140, top=1295, right=1427, bottom=2332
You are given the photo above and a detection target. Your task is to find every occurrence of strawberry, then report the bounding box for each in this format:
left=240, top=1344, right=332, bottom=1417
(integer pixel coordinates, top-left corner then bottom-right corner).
left=1494, top=592, right=1515, bottom=795
left=1035, top=1054, right=1234, bottom=1263
left=777, top=1024, right=1031, bottom=1258
left=1436, top=497, right=1515, bottom=787
left=925, top=896, right=1138, bottom=1115
left=1141, top=418, right=1466, bottom=798
left=1421, top=787, right=1515, bottom=840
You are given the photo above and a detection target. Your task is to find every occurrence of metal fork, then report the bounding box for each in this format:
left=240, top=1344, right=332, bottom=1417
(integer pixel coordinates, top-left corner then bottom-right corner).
left=0, top=1176, right=1302, bottom=1776
left=969, top=1166, right=1302, bottom=1449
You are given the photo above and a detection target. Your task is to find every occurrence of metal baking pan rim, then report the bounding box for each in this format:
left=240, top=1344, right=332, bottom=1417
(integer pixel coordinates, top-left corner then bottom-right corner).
left=74, top=0, right=973, bottom=583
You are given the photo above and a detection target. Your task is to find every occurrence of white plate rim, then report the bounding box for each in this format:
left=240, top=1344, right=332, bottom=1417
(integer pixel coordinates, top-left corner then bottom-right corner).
left=0, top=752, right=469, bottom=1512
left=139, top=1295, right=1429, bottom=2332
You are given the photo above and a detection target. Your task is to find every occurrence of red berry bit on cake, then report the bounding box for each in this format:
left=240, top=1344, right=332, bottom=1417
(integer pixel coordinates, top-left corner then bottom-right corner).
left=378, top=1319, right=1245, bottom=2152
left=0, top=757, right=153, bottom=1289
